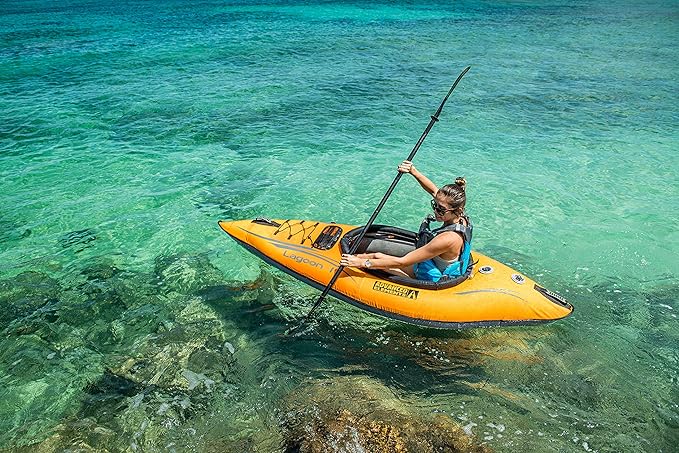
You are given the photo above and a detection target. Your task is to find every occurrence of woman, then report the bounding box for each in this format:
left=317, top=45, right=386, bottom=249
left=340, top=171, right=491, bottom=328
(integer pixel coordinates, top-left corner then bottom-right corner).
left=340, top=160, right=472, bottom=282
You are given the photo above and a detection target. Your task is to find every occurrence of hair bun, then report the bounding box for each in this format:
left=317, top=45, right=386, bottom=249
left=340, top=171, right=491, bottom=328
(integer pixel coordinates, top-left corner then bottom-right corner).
left=455, top=176, right=466, bottom=190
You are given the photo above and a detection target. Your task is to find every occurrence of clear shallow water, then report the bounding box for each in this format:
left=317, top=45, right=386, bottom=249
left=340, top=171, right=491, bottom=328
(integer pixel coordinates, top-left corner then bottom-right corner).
left=1, top=0, right=677, bottom=451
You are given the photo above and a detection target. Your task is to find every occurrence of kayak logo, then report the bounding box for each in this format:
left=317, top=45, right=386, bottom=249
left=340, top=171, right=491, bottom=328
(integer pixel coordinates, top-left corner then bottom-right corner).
left=372, top=281, right=419, bottom=300
left=283, top=250, right=323, bottom=269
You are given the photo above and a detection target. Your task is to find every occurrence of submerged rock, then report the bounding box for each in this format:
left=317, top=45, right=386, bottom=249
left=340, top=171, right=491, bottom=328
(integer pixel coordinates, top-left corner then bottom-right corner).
left=0, top=217, right=31, bottom=244
left=153, top=252, right=227, bottom=295
left=198, top=266, right=276, bottom=303
left=111, top=297, right=235, bottom=389
left=0, top=331, right=106, bottom=450
left=20, top=292, right=243, bottom=451
left=0, top=271, right=61, bottom=326
left=71, top=297, right=238, bottom=448
left=58, top=228, right=97, bottom=253
left=282, top=376, right=491, bottom=453
left=412, top=330, right=547, bottom=368
left=2, top=254, right=283, bottom=450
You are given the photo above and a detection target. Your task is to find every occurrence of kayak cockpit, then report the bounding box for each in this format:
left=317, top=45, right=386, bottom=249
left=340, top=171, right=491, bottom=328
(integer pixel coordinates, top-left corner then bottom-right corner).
left=340, top=225, right=473, bottom=290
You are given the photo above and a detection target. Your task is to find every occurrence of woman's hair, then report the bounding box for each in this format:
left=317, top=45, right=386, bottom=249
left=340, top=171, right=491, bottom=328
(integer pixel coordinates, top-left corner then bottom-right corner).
left=438, top=177, right=466, bottom=216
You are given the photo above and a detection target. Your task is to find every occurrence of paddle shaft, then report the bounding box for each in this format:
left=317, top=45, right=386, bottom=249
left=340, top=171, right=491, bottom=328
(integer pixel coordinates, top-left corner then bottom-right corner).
left=302, top=66, right=471, bottom=323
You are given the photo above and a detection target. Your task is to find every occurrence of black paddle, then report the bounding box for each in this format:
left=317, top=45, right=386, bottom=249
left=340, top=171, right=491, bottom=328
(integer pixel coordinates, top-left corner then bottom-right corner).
left=294, top=66, right=471, bottom=332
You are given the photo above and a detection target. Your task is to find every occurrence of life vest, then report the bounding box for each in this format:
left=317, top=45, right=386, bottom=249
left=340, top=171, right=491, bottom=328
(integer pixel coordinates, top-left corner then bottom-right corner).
left=414, top=214, right=473, bottom=282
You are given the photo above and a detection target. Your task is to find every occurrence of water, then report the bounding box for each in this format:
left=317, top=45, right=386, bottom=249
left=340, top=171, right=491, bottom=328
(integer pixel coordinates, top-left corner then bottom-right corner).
left=1, top=0, right=677, bottom=451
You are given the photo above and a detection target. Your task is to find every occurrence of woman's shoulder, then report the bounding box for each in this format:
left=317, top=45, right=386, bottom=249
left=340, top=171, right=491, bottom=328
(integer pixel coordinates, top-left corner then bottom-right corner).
left=432, top=230, right=463, bottom=245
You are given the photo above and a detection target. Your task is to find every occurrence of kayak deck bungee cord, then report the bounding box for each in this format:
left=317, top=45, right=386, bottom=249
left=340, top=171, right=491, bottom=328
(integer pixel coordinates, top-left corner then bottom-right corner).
left=219, top=218, right=573, bottom=329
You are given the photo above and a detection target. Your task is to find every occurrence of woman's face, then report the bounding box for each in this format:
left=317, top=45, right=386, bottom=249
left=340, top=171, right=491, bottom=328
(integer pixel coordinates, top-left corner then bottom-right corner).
left=431, top=191, right=455, bottom=221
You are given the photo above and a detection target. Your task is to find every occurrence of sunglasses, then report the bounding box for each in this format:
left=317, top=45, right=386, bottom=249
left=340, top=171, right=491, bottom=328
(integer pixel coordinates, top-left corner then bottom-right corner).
left=430, top=198, right=454, bottom=215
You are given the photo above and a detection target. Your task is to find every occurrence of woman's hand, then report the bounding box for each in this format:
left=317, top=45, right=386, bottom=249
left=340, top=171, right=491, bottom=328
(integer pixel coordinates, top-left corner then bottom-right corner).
left=397, top=160, right=414, bottom=174
left=340, top=254, right=363, bottom=268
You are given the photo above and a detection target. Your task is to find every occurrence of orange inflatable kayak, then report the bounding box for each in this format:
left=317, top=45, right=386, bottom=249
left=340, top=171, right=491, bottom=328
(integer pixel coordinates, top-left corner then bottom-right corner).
left=218, top=218, right=573, bottom=329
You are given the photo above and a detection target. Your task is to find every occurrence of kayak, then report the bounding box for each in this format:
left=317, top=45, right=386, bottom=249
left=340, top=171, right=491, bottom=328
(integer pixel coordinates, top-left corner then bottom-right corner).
left=218, top=217, right=574, bottom=329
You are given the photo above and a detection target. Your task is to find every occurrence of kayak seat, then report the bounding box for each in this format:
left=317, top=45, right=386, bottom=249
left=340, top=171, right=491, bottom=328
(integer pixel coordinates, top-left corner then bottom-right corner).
left=340, top=225, right=473, bottom=290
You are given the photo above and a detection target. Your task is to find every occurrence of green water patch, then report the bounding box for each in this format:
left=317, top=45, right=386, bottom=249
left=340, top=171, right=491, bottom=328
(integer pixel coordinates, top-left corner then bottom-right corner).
left=195, top=173, right=276, bottom=221
left=0, top=252, right=250, bottom=449
left=28, top=252, right=287, bottom=447
left=0, top=242, right=676, bottom=451
left=0, top=272, right=103, bottom=447
left=0, top=249, right=501, bottom=450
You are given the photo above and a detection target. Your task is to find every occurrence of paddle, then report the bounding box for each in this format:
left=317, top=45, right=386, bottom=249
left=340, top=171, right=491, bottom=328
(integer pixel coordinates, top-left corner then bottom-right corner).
left=296, top=66, right=471, bottom=330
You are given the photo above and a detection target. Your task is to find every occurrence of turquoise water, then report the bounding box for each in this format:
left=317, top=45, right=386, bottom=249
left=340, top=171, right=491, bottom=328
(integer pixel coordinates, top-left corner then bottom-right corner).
left=1, top=0, right=677, bottom=450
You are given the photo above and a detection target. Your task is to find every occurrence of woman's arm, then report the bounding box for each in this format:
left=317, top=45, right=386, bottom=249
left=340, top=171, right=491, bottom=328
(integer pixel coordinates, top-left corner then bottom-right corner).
left=341, top=233, right=461, bottom=269
left=398, top=160, right=438, bottom=196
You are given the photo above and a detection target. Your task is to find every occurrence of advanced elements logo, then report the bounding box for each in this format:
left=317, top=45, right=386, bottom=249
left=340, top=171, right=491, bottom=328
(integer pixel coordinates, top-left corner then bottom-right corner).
left=372, top=281, right=419, bottom=299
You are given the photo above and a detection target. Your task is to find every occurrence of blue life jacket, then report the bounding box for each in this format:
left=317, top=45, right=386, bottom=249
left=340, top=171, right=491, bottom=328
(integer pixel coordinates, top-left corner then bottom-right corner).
left=414, top=214, right=473, bottom=282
